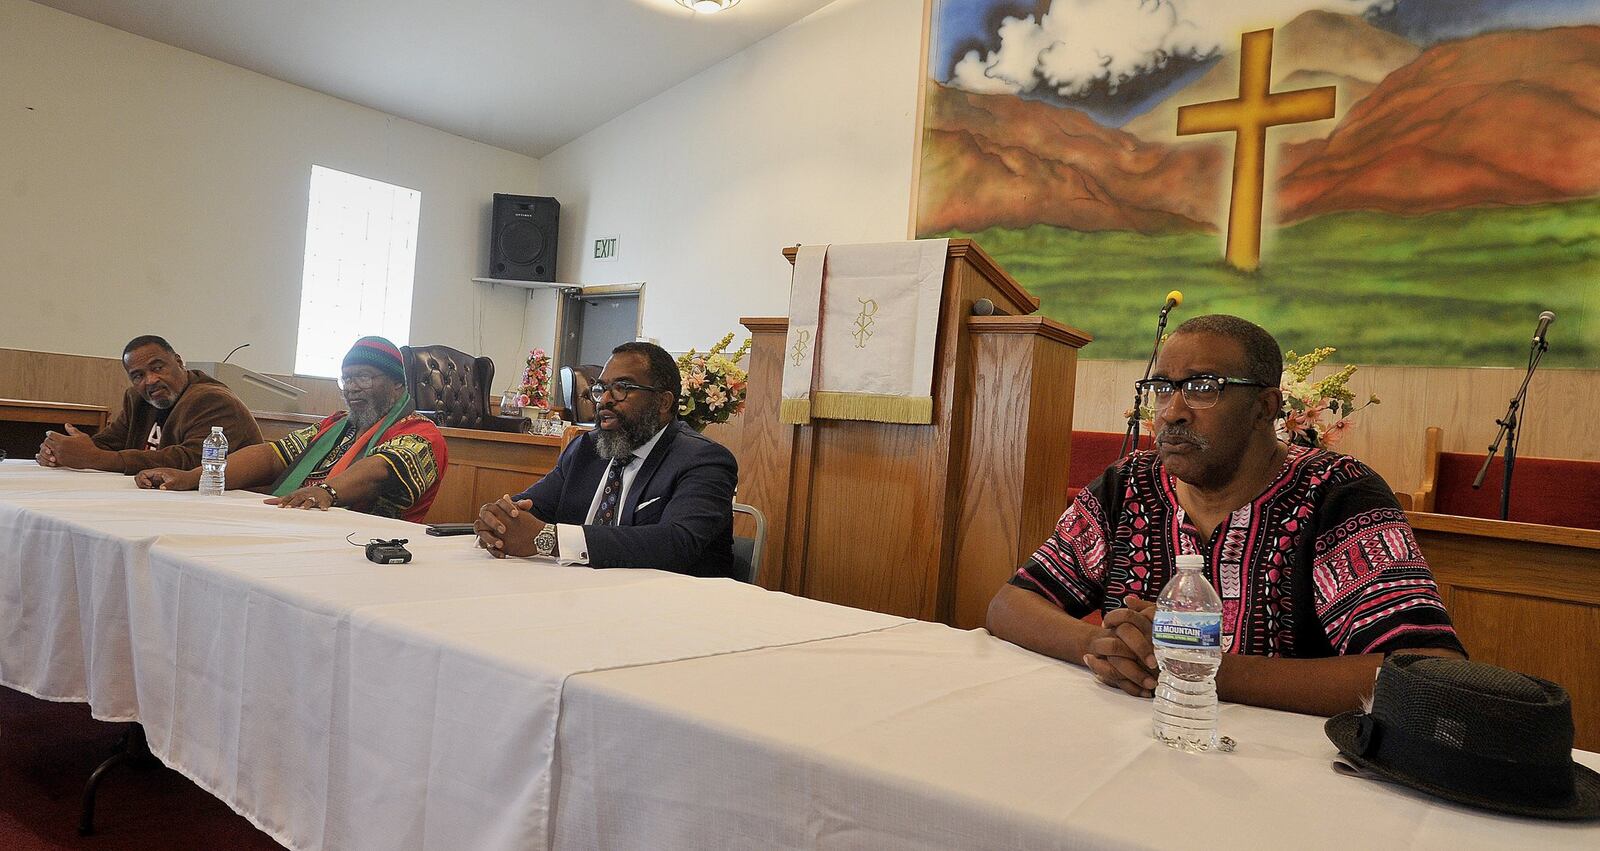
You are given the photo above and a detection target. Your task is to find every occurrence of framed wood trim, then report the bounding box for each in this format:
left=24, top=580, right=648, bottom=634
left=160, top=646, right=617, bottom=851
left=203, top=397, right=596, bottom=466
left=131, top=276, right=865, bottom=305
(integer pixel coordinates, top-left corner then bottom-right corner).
left=739, top=317, right=791, bottom=334
left=1412, top=425, right=1443, bottom=512
left=0, top=398, right=110, bottom=414
left=907, top=0, right=934, bottom=240
left=254, top=410, right=566, bottom=448
left=967, top=316, right=1093, bottom=348
left=782, top=239, right=1037, bottom=315
left=1407, top=511, right=1600, bottom=550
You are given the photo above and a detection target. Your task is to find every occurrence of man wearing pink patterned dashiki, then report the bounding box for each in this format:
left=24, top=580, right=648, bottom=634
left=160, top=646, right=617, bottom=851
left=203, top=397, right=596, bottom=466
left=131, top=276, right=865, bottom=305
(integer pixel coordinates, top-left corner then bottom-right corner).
left=987, top=315, right=1464, bottom=716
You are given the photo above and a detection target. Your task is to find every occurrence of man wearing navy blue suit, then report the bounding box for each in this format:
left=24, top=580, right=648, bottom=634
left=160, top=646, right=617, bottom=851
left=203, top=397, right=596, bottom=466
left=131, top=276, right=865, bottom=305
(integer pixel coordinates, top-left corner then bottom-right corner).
left=473, top=341, right=737, bottom=578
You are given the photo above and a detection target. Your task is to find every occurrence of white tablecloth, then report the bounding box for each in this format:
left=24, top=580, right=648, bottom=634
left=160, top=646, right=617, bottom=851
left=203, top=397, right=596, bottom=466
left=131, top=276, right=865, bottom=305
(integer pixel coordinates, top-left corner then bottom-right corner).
left=0, top=463, right=908, bottom=849
left=2, top=462, right=1597, bottom=849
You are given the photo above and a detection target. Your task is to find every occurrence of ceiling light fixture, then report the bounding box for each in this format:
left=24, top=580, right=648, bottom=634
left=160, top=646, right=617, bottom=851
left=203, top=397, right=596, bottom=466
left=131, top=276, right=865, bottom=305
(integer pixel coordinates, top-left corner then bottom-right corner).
left=678, top=0, right=740, bottom=13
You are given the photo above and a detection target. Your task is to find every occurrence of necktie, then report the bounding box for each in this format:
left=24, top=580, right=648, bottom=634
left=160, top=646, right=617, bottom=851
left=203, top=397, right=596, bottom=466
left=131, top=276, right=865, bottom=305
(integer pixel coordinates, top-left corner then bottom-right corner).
left=594, top=459, right=628, bottom=526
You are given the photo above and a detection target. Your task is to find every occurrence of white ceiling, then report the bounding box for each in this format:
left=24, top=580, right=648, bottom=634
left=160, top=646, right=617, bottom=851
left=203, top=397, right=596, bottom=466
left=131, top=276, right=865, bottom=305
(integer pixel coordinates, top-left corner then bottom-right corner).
left=33, top=0, right=836, bottom=158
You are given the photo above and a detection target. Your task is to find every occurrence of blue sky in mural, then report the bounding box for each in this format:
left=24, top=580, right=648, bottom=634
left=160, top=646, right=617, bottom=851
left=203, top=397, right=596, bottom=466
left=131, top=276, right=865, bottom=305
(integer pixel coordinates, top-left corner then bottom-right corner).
left=931, top=0, right=1600, bottom=125
left=1371, top=0, right=1600, bottom=44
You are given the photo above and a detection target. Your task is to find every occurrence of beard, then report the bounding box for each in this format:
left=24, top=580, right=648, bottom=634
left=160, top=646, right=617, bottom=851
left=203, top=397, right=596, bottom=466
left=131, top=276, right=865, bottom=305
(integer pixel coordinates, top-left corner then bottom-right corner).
left=348, top=406, right=382, bottom=434
left=593, top=405, right=663, bottom=462
left=345, top=389, right=398, bottom=435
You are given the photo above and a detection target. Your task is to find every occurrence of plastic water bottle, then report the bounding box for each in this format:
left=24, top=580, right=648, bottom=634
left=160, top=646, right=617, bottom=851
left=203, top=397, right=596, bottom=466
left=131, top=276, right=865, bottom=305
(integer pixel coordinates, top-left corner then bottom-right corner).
left=1151, top=553, right=1223, bottom=752
left=199, top=426, right=228, bottom=496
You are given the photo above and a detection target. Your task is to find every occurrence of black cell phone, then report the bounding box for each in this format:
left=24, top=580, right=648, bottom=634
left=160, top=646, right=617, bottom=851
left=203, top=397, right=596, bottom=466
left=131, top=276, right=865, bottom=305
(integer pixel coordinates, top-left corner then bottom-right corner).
left=425, top=523, right=477, bottom=537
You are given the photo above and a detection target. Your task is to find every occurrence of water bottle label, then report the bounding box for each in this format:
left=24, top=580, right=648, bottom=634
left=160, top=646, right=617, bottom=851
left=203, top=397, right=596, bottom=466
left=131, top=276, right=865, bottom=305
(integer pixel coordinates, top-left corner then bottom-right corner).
left=202, top=446, right=226, bottom=463
left=1152, top=611, right=1221, bottom=649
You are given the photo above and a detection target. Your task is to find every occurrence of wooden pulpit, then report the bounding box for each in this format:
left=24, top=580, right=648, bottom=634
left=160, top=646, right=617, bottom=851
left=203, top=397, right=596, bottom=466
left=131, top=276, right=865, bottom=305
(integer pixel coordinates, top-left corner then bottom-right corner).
left=739, top=239, right=1090, bottom=628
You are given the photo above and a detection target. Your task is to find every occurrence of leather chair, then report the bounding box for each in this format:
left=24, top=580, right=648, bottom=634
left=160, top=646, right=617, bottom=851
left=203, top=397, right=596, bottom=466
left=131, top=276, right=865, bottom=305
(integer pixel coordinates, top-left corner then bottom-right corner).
left=400, top=344, right=530, bottom=433
left=559, top=364, right=604, bottom=426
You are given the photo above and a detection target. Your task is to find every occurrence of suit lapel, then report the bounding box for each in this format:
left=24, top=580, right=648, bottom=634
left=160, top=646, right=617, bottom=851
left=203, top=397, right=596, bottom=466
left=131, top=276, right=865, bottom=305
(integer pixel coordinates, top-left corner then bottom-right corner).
left=621, top=423, right=680, bottom=525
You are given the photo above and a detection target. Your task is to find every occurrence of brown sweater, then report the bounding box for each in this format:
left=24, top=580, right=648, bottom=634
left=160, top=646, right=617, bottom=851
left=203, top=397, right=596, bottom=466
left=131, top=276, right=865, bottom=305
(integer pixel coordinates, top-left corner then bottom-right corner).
left=90, top=370, right=263, bottom=474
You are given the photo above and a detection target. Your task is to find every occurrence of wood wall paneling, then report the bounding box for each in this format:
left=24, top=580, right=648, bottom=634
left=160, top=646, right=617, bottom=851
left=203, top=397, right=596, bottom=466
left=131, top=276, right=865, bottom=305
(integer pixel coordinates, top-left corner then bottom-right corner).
left=254, top=411, right=561, bottom=525
left=1446, top=590, right=1600, bottom=752
left=1410, top=512, right=1600, bottom=751
left=0, top=347, right=345, bottom=418
left=1069, top=359, right=1600, bottom=497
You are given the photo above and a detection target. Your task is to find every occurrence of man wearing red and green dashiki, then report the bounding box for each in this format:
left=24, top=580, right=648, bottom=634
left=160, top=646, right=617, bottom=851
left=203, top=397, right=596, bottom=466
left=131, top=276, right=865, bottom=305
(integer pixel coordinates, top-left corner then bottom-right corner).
left=137, top=337, right=447, bottom=522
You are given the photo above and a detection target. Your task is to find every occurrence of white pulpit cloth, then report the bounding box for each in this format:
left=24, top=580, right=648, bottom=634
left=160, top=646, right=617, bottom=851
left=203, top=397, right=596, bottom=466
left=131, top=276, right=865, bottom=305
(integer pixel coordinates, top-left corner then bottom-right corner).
left=780, top=239, right=948, bottom=424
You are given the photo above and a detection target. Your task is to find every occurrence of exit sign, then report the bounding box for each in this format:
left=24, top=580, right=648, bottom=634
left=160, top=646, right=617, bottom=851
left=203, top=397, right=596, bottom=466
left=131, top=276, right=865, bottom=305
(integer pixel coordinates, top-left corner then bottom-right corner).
left=593, top=236, right=619, bottom=261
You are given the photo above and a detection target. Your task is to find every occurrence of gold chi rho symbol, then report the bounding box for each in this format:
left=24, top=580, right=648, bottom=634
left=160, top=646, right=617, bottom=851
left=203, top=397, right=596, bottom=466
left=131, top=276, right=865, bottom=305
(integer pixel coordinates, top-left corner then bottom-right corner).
left=789, top=329, right=811, bottom=366
left=852, top=298, right=878, bottom=348
left=1177, top=29, right=1335, bottom=272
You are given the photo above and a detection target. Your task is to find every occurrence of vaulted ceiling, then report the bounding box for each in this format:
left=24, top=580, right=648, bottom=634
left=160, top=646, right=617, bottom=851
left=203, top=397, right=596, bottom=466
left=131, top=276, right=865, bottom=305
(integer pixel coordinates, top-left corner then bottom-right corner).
left=33, top=0, right=836, bottom=157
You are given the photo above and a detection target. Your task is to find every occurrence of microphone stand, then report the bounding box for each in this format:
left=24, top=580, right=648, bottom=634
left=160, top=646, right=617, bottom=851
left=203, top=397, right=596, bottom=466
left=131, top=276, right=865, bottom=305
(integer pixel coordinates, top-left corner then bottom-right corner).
left=1121, top=304, right=1173, bottom=458
left=1472, top=335, right=1547, bottom=521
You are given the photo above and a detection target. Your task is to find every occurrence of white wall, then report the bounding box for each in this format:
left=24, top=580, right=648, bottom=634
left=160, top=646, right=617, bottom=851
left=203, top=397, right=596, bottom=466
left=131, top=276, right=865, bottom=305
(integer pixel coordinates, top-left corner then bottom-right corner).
left=0, top=0, right=543, bottom=381
left=534, top=0, right=925, bottom=355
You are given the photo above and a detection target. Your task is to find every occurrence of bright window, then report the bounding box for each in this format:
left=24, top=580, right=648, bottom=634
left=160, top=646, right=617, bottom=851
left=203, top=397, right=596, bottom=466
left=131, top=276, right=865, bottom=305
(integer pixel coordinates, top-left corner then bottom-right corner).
left=293, top=165, right=421, bottom=377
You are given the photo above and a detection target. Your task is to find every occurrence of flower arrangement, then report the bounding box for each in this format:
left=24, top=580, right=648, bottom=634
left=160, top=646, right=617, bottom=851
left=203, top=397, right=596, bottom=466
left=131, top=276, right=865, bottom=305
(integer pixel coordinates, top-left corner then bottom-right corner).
left=677, top=333, right=752, bottom=432
left=1280, top=347, right=1379, bottom=450
left=516, top=348, right=552, bottom=413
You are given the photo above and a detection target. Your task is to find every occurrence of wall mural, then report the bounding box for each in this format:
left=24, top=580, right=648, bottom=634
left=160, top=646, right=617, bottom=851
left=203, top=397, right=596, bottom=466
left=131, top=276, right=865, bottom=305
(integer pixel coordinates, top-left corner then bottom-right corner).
left=915, top=0, right=1600, bottom=367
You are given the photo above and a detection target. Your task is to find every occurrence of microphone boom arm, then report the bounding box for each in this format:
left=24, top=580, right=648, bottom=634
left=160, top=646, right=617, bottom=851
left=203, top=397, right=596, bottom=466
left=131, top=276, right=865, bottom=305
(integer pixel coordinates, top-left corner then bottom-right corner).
left=1121, top=304, right=1174, bottom=458
left=1471, top=334, right=1548, bottom=521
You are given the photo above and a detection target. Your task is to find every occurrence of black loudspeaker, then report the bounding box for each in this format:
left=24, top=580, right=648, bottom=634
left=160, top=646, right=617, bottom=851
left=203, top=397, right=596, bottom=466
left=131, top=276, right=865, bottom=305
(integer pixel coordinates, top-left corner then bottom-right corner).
left=489, top=194, right=559, bottom=281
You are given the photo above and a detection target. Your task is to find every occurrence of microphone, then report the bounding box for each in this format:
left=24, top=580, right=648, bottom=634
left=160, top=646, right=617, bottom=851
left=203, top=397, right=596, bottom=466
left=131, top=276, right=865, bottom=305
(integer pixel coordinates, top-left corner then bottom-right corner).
left=222, top=343, right=250, bottom=364
left=1532, top=311, right=1555, bottom=347
left=1123, top=291, right=1184, bottom=458
left=1159, top=290, right=1183, bottom=318
left=972, top=298, right=995, bottom=316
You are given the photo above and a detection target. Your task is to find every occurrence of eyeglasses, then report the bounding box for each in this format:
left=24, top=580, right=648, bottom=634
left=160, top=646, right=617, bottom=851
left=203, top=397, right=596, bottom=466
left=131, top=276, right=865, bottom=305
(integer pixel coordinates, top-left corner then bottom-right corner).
left=1135, top=374, right=1271, bottom=410
left=588, top=380, right=668, bottom=403
left=338, top=372, right=385, bottom=391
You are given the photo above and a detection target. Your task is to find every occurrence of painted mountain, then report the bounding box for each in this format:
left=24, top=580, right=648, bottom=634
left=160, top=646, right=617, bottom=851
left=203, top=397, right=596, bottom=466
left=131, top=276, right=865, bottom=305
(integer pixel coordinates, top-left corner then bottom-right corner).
left=917, top=3, right=1600, bottom=367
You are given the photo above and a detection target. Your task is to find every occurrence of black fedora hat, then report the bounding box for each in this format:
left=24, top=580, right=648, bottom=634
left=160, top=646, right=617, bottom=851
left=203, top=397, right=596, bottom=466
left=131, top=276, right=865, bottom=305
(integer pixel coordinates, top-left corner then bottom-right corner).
left=1326, top=654, right=1600, bottom=820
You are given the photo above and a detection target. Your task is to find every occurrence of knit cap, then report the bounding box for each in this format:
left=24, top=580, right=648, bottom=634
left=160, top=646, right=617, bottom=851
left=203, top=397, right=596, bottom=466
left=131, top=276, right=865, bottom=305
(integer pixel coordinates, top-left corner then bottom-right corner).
left=342, top=336, right=406, bottom=384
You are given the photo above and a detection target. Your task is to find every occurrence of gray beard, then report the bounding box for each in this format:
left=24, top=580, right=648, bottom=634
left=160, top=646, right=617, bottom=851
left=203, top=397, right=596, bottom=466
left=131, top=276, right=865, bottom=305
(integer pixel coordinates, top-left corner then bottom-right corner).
left=347, top=406, right=383, bottom=434
left=594, top=413, right=663, bottom=462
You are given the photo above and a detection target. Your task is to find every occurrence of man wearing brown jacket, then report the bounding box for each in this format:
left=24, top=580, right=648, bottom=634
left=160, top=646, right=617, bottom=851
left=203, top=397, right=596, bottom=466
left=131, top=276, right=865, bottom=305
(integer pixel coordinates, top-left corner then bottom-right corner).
left=36, top=335, right=262, bottom=474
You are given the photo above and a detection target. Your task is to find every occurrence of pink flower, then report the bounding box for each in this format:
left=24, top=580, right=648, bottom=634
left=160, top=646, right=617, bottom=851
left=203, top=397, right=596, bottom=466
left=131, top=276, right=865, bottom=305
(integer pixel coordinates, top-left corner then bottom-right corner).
left=685, top=371, right=707, bottom=390
left=1321, top=419, right=1353, bottom=448
left=516, top=394, right=530, bottom=407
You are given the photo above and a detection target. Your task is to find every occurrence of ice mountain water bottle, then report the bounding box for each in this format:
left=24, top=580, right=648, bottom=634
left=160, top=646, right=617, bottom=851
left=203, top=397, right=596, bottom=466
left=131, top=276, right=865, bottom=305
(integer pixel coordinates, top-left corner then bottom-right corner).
left=1151, top=553, right=1223, bottom=752
left=199, top=426, right=228, bottom=496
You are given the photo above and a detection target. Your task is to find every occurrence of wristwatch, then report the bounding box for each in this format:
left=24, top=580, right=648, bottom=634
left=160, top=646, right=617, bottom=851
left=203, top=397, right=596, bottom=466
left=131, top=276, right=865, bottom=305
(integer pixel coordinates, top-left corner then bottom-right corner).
left=533, top=524, right=558, bottom=557
left=313, top=482, right=339, bottom=507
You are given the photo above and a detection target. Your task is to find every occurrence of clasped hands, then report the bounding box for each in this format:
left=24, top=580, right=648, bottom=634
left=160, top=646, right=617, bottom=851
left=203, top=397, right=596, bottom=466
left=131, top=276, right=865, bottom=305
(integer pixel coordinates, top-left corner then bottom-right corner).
left=473, top=495, right=544, bottom=558
left=1083, top=596, right=1162, bottom=698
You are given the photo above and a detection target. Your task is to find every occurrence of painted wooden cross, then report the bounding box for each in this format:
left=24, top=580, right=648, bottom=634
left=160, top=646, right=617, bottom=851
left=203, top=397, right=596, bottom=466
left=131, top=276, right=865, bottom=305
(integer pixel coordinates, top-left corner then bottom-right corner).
left=1177, top=28, right=1335, bottom=271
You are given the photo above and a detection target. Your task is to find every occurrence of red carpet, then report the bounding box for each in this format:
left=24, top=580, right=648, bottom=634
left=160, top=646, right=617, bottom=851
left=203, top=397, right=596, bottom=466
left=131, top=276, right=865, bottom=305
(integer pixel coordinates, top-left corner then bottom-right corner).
left=0, top=687, right=284, bottom=850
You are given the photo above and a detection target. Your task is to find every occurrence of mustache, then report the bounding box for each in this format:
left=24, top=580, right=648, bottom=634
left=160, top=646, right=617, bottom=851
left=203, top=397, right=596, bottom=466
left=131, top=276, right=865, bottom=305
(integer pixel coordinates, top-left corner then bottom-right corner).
left=1157, top=425, right=1211, bottom=449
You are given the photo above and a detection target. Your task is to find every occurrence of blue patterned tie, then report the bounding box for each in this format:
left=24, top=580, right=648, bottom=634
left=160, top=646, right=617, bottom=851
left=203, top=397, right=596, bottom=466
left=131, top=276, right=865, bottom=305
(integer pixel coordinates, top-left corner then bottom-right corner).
left=594, top=459, right=628, bottom=526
